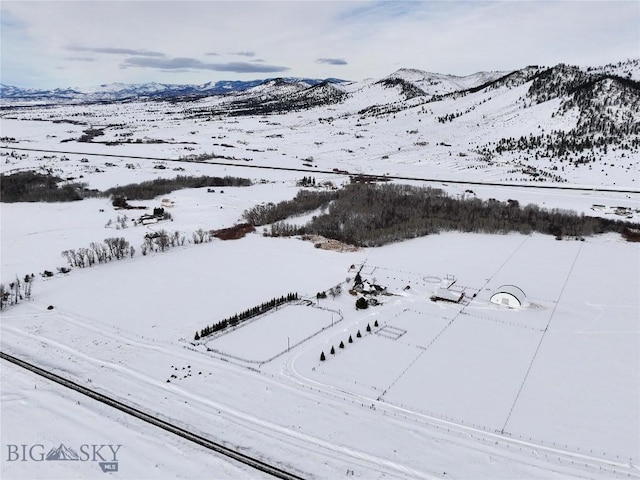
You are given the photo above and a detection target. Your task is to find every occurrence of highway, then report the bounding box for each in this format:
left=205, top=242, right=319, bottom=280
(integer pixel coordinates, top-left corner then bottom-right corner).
left=0, top=350, right=306, bottom=480
left=2, top=145, right=639, bottom=194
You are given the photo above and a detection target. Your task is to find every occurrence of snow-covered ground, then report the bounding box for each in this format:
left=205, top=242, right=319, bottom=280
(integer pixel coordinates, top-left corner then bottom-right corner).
left=2, top=65, right=639, bottom=192
left=2, top=226, right=638, bottom=478
left=1, top=93, right=639, bottom=479
left=1, top=362, right=270, bottom=480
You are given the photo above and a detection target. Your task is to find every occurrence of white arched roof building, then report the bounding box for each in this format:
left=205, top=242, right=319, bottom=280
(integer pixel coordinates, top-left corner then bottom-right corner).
left=490, top=285, right=528, bottom=308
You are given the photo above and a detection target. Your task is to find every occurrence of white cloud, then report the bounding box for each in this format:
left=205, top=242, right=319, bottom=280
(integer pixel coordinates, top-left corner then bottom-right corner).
left=67, top=46, right=166, bottom=57
left=122, top=56, right=289, bottom=73
left=1, top=1, right=638, bottom=88
left=317, top=58, right=348, bottom=66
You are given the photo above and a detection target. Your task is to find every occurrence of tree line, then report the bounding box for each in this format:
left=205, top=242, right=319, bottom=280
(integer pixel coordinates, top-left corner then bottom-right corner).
left=103, top=175, right=252, bottom=200
left=248, top=183, right=638, bottom=247
left=1, top=172, right=252, bottom=203
left=242, top=189, right=338, bottom=226
left=0, top=274, right=34, bottom=310
left=0, top=171, right=85, bottom=202
left=195, top=293, right=299, bottom=340
left=61, top=228, right=208, bottom=269
left=62, top=237, right=135, bottom=268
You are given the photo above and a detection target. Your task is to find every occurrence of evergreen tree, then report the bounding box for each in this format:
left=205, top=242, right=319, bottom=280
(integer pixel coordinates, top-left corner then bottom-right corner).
left=356, top=297, right=368, bottom=309
left=348, top=335, right=353, bottom=343
left=374, top=320, right=378, bottom=327
left=320, top=351, right=326, bottom=361
left=356, top=330, right=362, bottom=338
left=330, top=346, right=335, bottom=355
left=366, top=323, right=371, bottom=332
left=339, top=341, right=345, bottom=349
left=194, top=331, right=200, bottom=341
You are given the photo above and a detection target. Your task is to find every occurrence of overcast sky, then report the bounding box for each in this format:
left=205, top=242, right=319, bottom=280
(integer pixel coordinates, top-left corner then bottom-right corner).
left=1, top=1, right=638, bottom=89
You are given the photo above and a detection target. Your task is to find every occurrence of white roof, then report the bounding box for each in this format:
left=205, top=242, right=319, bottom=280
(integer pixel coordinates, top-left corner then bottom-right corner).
left=433, top=288, right=463, bottom=302
left=492, top=285, right=527, bottom=303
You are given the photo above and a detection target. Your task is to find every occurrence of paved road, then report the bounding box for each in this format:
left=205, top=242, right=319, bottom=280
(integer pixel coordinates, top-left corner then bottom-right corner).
left=0, top=350, right=306, bottom=480
left=2, top=145, right=639, bottom=194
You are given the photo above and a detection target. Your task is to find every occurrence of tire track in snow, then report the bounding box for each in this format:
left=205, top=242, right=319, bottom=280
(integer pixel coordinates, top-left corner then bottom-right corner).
left=283, top=344, right=637, bottom=477
left=377, top=235, right=531, bottom=402
left=0, top=323, right=435, bottom=479
left=500, top=242, right=584, bottom=434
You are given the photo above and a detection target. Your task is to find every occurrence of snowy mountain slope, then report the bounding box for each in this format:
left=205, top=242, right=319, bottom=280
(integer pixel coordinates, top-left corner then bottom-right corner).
left=186, top=78, right=349, bottom=117
left=584, top=58, right=640, bottom=80
left=1, top=60, right=638, bottom=189
left=384, top=67, right=510, bottom=96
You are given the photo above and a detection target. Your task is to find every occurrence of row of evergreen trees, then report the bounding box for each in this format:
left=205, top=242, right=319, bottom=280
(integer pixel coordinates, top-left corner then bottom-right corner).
left=320, top=321, right=378, bottom=361
left=195, top=292, right=299, bottom=340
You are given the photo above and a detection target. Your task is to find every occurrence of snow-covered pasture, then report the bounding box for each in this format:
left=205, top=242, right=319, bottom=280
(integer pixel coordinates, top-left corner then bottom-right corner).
left=204, top=304, right=339, bottom=363
left=0, top=182, right=305, bottom=284
left=291, top=233, right=639, bottom=463
left=6, top=234, right=355, bottom=344
left=2, top=224, right=636, bottom=478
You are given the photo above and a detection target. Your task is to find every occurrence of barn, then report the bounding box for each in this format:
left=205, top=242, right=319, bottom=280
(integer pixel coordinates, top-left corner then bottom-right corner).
left=430, top=287, right=464, bottom=303
left=490, top=285, right=527, bottom=308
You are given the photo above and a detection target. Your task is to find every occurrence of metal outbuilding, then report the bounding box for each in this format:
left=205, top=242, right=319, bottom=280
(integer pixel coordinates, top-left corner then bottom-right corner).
left=430, top=287, right=464, bottom=303
left=490, top=285, right=528, bottom=308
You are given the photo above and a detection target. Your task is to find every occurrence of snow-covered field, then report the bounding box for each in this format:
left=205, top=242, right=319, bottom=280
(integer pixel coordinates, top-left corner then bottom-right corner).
left=2, top=229, right=638, bottom=479
left=1, top=91, right=639, bottom=479
left=1, top=362, right=270, bottom=480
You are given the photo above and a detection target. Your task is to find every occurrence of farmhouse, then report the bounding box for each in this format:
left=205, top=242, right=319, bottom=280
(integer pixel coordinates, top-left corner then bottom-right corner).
left=490, top=285, right=528, bottom=308
left=353, top=280, right=387, bottom=295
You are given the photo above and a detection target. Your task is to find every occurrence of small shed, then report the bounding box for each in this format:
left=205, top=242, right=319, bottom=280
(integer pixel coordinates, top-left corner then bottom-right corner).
left=490, top=285, right=527, bottom=308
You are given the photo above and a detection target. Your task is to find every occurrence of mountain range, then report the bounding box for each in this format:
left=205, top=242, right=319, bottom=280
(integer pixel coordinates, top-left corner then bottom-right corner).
left=1, top=59, right=637, bottom=107
left=1, top=59, right=638, bottom=187
left=0, top=78, right=346, bottom=103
